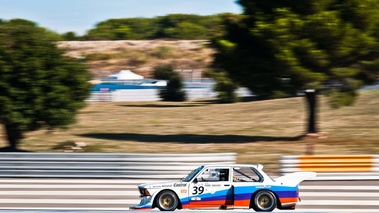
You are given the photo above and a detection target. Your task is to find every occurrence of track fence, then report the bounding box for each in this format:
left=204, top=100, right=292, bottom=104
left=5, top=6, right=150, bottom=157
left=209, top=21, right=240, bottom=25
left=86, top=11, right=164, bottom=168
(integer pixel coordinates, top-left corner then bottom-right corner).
left=0, top=152, right=236, bottom=179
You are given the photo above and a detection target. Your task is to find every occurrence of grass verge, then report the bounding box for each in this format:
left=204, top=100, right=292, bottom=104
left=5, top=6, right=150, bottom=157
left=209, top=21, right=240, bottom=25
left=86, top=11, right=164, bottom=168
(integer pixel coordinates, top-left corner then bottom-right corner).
left=1, top=90, right=378, bottom=175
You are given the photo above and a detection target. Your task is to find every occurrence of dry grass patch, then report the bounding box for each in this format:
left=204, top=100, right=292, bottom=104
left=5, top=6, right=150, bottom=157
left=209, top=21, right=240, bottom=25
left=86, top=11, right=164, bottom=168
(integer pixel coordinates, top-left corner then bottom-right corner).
left=0, top=91, right=378, bottom=175
left=59, top=40, right=214, bottom=78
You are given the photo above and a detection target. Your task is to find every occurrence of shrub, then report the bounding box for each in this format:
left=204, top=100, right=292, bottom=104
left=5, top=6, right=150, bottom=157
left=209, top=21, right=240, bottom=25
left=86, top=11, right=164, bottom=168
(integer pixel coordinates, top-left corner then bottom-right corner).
left=153, top=64, right=187, bottom=101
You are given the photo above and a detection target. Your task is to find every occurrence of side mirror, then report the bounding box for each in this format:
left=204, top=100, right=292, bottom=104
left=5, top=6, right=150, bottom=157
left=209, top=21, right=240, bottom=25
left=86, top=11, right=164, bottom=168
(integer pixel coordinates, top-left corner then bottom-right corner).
left=193, top=178, right=198, bottom=184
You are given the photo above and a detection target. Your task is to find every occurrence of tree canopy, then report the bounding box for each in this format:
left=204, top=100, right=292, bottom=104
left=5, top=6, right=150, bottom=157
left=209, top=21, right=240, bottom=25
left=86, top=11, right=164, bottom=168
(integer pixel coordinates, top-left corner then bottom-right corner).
left=0, top=19, right=92, bottom=150
left=212, top=0, right=379, bottom=104
left=211, top=0, right=379, bottom=133
left=86, top=18, right=159, bottom=40
left=72, top=14, right=234, bottom=40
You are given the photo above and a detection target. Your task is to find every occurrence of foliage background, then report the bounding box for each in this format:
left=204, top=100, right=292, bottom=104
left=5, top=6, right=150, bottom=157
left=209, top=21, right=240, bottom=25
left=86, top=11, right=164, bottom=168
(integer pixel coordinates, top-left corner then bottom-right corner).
left=62, top=14, right=233, bottom=41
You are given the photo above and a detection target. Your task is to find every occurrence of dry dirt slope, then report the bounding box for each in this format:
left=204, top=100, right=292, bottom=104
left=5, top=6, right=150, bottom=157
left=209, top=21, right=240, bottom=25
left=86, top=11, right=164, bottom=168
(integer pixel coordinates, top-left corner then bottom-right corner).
left=58, top=40, right=215, bottom=79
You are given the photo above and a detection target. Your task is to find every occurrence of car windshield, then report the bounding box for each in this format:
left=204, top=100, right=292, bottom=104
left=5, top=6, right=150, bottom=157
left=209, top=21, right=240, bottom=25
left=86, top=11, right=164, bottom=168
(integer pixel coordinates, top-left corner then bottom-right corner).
left=181, top=166, right=204, bottom=182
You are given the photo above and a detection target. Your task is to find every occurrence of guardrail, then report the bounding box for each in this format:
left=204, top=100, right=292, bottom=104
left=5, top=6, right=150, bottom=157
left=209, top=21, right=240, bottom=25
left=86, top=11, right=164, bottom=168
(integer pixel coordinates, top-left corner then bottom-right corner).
left=0, top=152, right=236, bottom=178
left=281, top=155, right=379, bottom=180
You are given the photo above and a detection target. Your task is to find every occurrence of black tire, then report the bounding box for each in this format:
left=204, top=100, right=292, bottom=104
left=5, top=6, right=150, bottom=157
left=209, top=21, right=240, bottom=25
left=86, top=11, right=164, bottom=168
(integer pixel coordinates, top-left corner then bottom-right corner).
left=252, top=190, right=277, bottom=212
left=156, top=190, right=179, bottom=211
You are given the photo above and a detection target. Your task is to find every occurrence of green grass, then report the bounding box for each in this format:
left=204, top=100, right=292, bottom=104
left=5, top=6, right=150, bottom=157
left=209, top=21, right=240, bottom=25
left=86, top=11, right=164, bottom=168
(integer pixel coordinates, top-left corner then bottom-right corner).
left=1, top=90, right=378, bottom=175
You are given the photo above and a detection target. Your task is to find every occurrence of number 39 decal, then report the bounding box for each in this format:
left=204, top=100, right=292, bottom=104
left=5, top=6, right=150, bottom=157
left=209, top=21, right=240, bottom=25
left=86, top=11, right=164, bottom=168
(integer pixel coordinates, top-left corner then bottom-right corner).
left=192, top=186, right=204, bottom=195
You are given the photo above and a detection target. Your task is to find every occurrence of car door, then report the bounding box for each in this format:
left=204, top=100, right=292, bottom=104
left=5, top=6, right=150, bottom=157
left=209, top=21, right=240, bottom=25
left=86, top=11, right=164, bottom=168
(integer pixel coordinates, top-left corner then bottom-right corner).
left=188, top=166, right=233, bottom=208
left=232, top=166, right=263, bottom=207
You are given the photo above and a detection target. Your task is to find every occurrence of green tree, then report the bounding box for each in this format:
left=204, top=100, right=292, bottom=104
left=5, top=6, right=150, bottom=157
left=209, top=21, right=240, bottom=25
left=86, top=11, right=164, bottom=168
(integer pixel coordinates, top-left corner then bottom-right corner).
left=156, top=14, right=222, bottom=39
left=87, top=18, right=159, bottom=40
left=212, top=0, right=379, bottom=134
left=87, top=23, right=115, bottom=40
left=83, top=14, right=226, bottom=40
left=153, top=64, right=186, bottom=102
left=164, top=22, right=207, bottom=39
left=0, top=19, right=91, bottom=150
left=61, top=31, right=78, bottom=41
left=210, top=71, right=239, bottom=103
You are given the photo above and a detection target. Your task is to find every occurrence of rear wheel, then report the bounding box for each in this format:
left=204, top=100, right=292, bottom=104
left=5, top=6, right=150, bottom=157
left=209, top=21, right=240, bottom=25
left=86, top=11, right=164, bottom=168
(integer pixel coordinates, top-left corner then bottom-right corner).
left=156, top=190, right=178, bottom=211
left=252, top=190, right=277, bottom=212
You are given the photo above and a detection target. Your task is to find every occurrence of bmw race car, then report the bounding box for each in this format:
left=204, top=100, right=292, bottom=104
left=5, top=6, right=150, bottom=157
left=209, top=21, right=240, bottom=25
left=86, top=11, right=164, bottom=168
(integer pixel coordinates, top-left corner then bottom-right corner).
left=130, top=164, right=316, bottom=211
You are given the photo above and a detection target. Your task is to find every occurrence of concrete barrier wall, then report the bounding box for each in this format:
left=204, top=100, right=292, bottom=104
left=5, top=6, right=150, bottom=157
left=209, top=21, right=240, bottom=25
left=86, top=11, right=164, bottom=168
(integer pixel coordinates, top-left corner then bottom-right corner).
left=0, top=152, right=236, bottom=179
left=281, top=155, right=379, bottom=180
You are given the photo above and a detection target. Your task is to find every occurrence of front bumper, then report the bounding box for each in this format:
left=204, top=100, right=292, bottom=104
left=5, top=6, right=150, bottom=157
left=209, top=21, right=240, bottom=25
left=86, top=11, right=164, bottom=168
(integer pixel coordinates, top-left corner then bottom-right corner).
left=130, top=196, right=153, bottom=210
left=129, top=205, right=153, bottom=210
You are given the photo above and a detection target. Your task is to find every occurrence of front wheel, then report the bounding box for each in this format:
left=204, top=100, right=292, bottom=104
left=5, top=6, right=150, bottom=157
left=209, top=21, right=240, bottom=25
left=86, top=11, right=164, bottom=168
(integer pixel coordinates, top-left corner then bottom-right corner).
left=252, top=190, right=277, bottom=212
left=156, top=190, right=179, bottom=211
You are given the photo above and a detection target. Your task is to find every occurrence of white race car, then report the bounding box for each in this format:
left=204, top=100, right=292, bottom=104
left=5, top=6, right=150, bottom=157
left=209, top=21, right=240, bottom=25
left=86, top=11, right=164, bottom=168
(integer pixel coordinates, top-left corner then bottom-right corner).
left=131, top=164, right=316, bottom=211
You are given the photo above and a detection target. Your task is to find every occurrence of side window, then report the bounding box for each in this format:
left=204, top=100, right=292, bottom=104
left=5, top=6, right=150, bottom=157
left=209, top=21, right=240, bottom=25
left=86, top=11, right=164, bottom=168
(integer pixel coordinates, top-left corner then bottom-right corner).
left=218, top=169, right=229, bottom=181
left=233, top=167, right=261, bottom=182
left=197, top=168, right=229, bottom=182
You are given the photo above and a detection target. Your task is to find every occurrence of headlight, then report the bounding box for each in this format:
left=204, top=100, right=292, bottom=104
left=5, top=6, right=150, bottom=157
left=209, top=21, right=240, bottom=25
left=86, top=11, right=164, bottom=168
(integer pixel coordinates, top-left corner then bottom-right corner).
left=139, top=187, right=151, bottom=197
left=143, top=188, right=151, bottom=196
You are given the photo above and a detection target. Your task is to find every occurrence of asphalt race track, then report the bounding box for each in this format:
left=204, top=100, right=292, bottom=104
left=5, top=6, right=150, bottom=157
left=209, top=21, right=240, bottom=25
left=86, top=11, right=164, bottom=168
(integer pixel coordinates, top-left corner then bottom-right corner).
left=0, top=178, right=378, bottom=213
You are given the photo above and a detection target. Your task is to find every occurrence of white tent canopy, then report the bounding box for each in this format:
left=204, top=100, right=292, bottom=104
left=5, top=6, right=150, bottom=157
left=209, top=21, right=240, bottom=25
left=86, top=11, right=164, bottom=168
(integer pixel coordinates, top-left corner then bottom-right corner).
left=109, top=70, right=144, bottom=80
